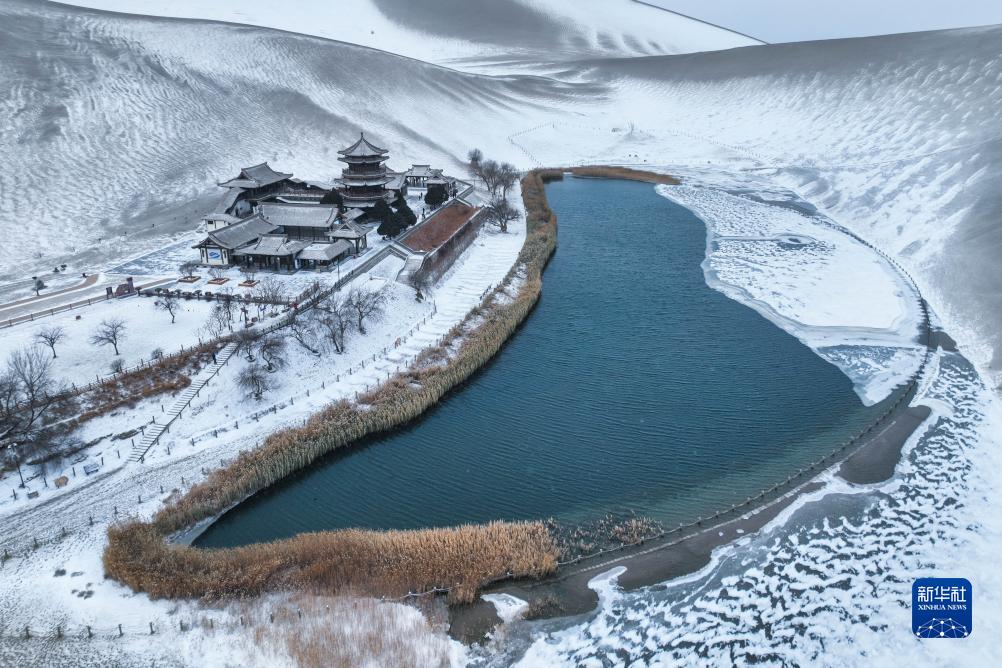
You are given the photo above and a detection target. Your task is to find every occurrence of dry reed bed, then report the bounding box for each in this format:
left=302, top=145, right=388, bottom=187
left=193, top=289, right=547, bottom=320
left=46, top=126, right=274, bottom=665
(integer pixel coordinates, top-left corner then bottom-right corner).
left=568, top=165, right=680, bottom=185
left=104, top=170, right=563, bottom=603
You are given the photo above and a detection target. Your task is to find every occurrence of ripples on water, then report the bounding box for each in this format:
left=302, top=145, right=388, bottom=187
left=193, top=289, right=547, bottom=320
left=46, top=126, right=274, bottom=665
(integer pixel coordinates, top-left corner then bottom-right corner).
left=197, top=179, right=884, bottom=548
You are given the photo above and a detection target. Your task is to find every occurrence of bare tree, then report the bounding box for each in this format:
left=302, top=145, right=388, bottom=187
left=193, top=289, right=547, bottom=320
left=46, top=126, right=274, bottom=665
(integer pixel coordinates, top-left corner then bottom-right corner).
left=0, top=346, right=60, bottom=451
left=239, top=266, right=257, bottom=283
left=206, top=290, right=237, bottom=335
left=468, top=150, right=518, bottom=201
left=234, top=328, right=262, bottom=361
left=467, top=148, right=483, bottom=170
left=314, top=293, right=354, bottom=353
left=154, top=293, right=180, bottom=324
left=484, top=198, right=519, bottom=233
left=90, top=318, right=126, bottom=356
left=179, top=261, right=198, bottom=279
left=208, top=267, right=225, bottom=280
left=253, top=276, right=286, bottom=318
left=347, top=287, right=388, bottom=335
left=256, top=335, right=287, bottom=372
left=34, top=326, right=65, bottom=359
left=288, top=309, right=323, bottom=355
left=237, top=363, right=271, bottom=400
left=497, top=162, right=519, bottom=200
left=477, top=159, right=500, bottom=198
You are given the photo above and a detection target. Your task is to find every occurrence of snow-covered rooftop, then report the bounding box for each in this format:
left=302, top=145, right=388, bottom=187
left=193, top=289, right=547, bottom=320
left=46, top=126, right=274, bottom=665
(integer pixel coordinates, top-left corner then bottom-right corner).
left=258, top=202, right=337, bottom=229
left=218, top=162, right=293, bottom=189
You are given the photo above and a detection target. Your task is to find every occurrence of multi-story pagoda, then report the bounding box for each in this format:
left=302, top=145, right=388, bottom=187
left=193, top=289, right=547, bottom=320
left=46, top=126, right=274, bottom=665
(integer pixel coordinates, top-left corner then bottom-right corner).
left=337, top=132, right=392, bottom=209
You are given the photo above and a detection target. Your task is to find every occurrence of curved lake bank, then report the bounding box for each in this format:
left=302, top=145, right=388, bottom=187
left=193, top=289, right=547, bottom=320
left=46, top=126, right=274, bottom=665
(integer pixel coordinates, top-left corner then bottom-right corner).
left=197, top=178, right=888, bottom=548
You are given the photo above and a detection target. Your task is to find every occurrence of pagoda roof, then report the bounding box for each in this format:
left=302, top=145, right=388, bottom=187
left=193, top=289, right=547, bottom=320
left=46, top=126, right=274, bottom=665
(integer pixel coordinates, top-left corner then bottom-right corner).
left=338, top=133, right=388, bottom=158
left=341, top=174, right=392, bottom=187
left=219, top=162, right=293, bottom=189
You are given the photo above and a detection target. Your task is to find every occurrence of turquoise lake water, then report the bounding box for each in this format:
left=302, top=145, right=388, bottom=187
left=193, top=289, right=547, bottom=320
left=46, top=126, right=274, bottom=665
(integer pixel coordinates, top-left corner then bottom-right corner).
left=196, top=178, right=886, bottom=547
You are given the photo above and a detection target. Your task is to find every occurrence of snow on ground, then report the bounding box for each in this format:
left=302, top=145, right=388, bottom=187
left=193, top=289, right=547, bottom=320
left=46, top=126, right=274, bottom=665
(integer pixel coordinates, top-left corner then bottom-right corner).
left=0, top=203, right=523, bottom=665
left=658, top=180, right=925, bottom=405
left=0, top=293, right=217, bottom=387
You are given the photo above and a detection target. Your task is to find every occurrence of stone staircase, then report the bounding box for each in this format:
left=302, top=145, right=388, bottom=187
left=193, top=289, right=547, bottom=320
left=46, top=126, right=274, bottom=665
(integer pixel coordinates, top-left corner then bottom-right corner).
left=128, top=341, right=239, bottom=463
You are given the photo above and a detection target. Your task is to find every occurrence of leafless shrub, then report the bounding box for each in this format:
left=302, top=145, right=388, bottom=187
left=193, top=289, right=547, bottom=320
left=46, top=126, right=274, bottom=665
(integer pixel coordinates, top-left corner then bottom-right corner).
left=179, top=261, right=198, bottom=278
left=255, top=276, right=285, bottom=303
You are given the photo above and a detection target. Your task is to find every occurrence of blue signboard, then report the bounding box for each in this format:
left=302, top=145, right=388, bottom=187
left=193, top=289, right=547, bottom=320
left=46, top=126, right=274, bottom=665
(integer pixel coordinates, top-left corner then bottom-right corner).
left=912, top=578, right=972, bottom=638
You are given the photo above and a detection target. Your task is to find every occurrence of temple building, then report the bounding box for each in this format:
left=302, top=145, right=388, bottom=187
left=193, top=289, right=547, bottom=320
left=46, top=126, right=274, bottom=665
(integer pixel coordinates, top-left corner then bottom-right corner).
left=337, top=133, right=393, bottom=209
left=191, top=131, right=465, bottom=273
left=404, top=164, right=444, bottom=196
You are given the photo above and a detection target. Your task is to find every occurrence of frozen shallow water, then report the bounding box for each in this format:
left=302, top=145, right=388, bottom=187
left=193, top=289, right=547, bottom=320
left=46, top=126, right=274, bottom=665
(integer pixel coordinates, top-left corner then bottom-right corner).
left=481, top=350, right=1002, bottom=666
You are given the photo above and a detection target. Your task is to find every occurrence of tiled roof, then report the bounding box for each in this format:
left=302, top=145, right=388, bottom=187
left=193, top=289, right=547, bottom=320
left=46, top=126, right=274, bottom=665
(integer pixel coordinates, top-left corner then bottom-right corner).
left=219, top=162, right=292, bottom=189
left=258, top=202, right=338, bottom=229
left=331, top=220, right=368, bottom=239
left=202, top=214, right=276, bottom=250
left=233, top=234, right=308, bottom=257
left=298, top=240, right=352, bottom=261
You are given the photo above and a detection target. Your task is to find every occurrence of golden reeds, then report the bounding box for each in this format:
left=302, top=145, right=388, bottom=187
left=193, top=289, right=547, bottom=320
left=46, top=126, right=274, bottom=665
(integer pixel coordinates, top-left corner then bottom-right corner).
left=568, top=165, right=680, bottom=184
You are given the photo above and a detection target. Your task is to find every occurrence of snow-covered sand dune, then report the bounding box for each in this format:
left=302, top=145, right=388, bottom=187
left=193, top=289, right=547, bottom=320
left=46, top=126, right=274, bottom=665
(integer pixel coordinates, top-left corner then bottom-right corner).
left=51, top=0, right=761, bottom=69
